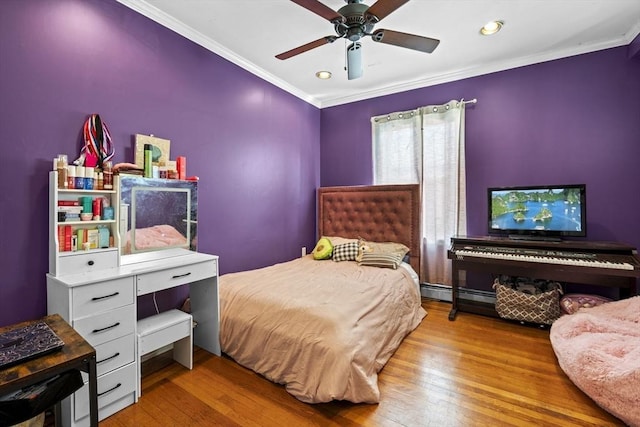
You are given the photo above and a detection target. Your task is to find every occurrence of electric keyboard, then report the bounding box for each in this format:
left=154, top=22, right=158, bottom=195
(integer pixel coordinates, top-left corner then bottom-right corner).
left=452, top=246, right=638, bottom=270
left=447, top=236, right=640, bottom=321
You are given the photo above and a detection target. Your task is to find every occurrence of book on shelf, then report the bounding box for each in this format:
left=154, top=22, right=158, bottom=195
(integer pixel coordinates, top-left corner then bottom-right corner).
left=57, top=226, right=64, bottom=252
left=63, top=226, right=72, bottom=252
left=87, top=230, right=99, bottom=250
left=57, top=206, right=83, bottom=212
left=58, top=212, right=81, bottom=222
left=76, top=229, right=85, bottom=245
left=57, top=200, right=79, bottom=206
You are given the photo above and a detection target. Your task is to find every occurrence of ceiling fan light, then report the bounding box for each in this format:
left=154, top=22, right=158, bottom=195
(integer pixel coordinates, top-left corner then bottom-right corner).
left=347, top=41, right=363, bottom=80
left=315, top=71, right=332, bottom=79
left=480, top=20, right=503, bottom=36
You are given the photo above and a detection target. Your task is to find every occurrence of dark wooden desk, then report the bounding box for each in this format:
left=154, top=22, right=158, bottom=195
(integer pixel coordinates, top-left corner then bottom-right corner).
left=0, top=314, right=97, bottom=426
left=448, top=236, right=640, bottom=320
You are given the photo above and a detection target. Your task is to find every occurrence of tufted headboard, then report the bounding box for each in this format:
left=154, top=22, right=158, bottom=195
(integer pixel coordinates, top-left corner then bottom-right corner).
left=318, top=184, right=421, bottom=279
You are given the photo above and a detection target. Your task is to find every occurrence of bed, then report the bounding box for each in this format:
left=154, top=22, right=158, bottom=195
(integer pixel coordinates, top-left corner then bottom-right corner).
left=219, top=184, right=425, bottom=404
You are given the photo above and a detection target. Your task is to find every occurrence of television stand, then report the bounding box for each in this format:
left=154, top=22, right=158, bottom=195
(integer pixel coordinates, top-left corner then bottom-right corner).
left=447, top=235, right=640, bottom=321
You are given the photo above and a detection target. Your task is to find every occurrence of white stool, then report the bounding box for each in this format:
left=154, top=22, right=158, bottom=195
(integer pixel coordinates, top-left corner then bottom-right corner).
left=137, top=309, right=193, bottom=397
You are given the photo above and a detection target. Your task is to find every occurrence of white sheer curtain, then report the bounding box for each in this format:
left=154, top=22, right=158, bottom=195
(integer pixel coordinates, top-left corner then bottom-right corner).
left=372, top=109, right=421, bottom=184
left=372, top=100, right=467, bottom=285
left=420, top=101, right=467, bottom=285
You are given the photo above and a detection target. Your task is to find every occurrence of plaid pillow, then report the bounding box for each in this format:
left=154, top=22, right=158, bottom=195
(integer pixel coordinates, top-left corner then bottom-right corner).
left=358, top=252, right=404, bottom=269
left=332, top=242, right=359, bottom=262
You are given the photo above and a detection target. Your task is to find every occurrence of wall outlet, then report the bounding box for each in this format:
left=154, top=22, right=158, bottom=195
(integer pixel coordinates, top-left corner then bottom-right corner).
left=301, top=246, right=306, bottom=257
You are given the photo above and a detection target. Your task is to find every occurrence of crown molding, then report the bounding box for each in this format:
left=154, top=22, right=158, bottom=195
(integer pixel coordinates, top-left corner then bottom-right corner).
left=117, top=0, right=639, bottom=110
left=116, top=0, right=322, bottom=108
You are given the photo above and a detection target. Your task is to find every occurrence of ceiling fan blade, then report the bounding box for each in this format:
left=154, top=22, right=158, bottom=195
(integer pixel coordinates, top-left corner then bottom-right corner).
left=371, top=29, right=440, bottom=53
left=290, top=0, right=345, bottom=23
left=275, top=36, right=338, bottom=60
left=365, top=0, right=410, bottom=23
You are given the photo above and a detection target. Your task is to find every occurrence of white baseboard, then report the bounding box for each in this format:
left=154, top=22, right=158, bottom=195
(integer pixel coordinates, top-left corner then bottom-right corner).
left=421, top=283, right=496, bottom=305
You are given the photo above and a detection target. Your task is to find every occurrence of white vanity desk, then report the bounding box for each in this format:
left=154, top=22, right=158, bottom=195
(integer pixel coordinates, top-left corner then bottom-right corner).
left=47, top=248, right=219, bottom=426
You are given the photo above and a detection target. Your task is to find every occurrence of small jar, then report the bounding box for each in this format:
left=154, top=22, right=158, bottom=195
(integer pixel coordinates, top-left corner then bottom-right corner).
left=85, top=167, right=94, bottom=190
left=75, top=166, right=85, bottom=190
left=67, top=165, right=76, bottom=189
left=103, top=161, right=113, bottom=190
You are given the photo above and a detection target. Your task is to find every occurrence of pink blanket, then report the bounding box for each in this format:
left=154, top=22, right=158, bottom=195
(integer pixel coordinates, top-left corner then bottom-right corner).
left=550, top=296, right=640, bottom=426
left=219, top=256, right=426, bottom=403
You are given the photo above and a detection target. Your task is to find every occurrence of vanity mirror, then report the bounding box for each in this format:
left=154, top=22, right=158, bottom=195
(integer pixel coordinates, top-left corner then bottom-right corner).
left=118, top=175, right=197, bottom=264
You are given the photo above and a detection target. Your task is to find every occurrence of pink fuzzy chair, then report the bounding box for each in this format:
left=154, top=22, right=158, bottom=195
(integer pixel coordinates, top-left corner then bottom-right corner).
left=550, top=296, right=640, bottom=426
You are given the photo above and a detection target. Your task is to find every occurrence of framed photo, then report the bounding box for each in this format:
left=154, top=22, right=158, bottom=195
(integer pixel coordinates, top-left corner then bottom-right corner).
left=135, top=134, right=171, bottom=168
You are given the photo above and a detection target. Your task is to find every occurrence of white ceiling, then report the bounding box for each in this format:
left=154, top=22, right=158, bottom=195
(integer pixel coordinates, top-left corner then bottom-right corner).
left=118, top=0, right=640, bottom=108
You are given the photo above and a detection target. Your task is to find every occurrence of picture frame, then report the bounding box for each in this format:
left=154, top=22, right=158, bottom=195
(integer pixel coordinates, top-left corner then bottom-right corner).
left=134, top=134, right=171, bottom=168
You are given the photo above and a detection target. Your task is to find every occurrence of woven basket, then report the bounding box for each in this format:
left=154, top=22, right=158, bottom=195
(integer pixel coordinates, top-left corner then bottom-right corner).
left=493, top=280, right=562, bottom=325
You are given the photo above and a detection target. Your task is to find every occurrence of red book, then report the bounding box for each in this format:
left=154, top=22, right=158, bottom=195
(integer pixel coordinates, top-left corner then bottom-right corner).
left=58, top=226, right=65, bottom=252
left=58, top=200, right=80, bottom=206
left=64, top=225, right=72, bottom=252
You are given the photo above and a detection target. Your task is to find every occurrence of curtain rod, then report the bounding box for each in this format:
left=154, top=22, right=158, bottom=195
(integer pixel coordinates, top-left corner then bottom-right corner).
left=460, top=98, right=477, bottom=105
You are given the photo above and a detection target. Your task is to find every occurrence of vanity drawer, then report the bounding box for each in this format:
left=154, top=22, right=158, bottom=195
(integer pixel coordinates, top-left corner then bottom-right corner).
left=73, top=305, right=135, bottom=347
left=136, top=260, right=217, bottom=295
left=92, top=334, right=136, bottom=378
left=72, top=277, right=134, bottom=318
left=58, top=249, right=118, bottom=276
left=74, top=362, right=136, bottom=422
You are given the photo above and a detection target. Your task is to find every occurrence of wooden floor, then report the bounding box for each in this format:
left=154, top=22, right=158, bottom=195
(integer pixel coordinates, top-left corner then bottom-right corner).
left=101, top=299, right=623, bottom=426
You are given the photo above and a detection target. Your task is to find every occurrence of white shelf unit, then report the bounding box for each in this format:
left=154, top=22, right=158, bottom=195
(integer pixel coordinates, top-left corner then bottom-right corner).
left=49, top=170, right=120, bottom=276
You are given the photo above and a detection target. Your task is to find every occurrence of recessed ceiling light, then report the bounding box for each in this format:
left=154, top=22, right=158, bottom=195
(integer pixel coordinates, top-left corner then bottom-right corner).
left=480, top=20, right=504, bottom=36
left=315, top=71, right=332, bottom=79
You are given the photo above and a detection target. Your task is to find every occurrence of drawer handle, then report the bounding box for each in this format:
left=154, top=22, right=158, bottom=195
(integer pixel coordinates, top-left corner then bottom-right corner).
left=98, top=382, right=122, bottom=398
left=91, top=292, right=120, bottom=301
left=97, top=352, right=120, bottom=364
left=87, top=260, right=95, bottom=266
left=92, top=322, right=120, bottom=334
left=172, top=272, right=192, bottom=279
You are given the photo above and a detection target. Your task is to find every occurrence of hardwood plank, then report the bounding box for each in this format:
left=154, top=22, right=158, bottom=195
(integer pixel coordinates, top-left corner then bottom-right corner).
left=100, top=300, right=624, bottom=426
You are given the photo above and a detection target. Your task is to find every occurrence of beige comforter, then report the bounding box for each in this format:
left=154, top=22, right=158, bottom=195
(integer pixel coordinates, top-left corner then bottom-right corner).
left=219, top=255, right=426, bottom=403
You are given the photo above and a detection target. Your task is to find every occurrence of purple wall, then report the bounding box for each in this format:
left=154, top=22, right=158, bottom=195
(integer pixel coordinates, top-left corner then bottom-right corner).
left=321, top=46, right=640, bottom=291
left=321, top=46, right=640, bottom=244
left=1, top=1, right=638, bottom=325
left=0, top=0, right=320, bottom=325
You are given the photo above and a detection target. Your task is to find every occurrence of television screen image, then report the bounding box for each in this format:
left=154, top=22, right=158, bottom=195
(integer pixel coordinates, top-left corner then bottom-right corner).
left=488, top=184, right=586, bottom=239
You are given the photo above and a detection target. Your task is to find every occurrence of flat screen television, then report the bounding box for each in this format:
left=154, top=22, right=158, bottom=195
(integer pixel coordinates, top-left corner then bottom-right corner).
left=488, top=184, right=586, bottom=240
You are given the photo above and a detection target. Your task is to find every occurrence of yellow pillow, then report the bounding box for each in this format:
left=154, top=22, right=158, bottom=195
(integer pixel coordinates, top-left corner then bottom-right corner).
left=312, top=237, right=333, bottom=260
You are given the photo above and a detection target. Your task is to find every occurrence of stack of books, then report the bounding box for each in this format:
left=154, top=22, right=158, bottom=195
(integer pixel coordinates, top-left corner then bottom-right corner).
left=57, top=200, right=83, bottom=222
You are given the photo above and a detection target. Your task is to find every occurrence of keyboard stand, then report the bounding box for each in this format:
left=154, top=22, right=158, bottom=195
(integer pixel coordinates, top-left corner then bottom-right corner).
left=447, top=236, right=640, bottom=321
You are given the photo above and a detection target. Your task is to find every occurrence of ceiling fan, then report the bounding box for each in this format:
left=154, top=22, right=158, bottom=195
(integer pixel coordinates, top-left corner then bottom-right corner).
left=275, top=0, right=440, bottom=80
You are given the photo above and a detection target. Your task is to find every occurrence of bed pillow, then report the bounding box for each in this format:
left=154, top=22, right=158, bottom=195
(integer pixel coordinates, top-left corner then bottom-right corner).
left=356, top=240, right=409, bottom=262
left=358, top=251, right=405, bottom=269
left=560, top=293, right=613, bottom=314
left=312, top=237, right=333, bottom=260
left=332, top=241, right=359, bottom=262
left=356, top=240, right=410, bottom=269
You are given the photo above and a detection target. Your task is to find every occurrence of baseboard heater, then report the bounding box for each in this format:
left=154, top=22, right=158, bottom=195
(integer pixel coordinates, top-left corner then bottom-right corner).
left=420, top=283, right=496, bottom=305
